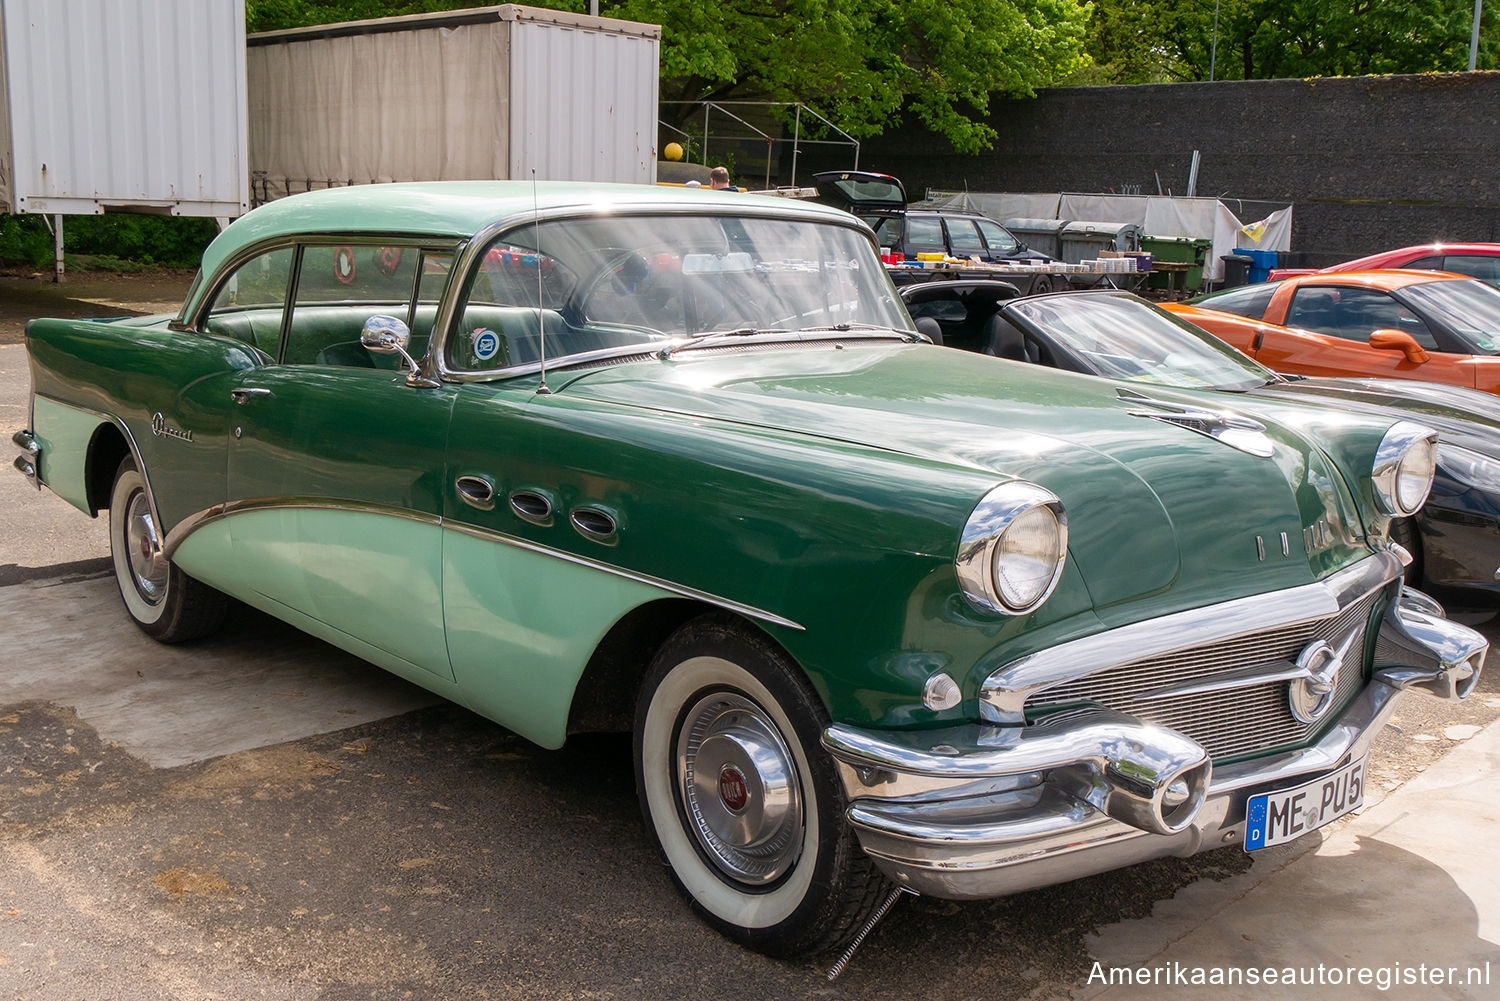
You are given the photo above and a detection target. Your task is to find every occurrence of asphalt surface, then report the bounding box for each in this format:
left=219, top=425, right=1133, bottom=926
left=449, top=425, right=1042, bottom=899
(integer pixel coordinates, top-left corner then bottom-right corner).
left=2, top=274, right=1498, bottom=999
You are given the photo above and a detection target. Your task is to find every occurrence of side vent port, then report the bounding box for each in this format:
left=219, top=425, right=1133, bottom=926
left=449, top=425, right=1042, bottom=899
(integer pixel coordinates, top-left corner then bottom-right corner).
left=571, top=507, right=619, bottom=545
left=509, top=490, right=554, bottom=528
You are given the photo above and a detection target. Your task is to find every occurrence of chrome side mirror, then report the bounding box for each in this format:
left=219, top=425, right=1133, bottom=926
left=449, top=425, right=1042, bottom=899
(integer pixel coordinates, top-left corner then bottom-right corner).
left=361, top=315, right=420, bottom=372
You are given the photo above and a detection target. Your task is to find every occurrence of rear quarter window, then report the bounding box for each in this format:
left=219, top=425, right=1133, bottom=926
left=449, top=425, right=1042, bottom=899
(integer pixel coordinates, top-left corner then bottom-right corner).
left=1196, top=282, right=1280, bottom=318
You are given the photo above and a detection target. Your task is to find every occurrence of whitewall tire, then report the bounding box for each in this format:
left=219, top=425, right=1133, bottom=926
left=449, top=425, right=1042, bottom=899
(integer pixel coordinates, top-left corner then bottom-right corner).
left=633, top=615, right=886, bottom=956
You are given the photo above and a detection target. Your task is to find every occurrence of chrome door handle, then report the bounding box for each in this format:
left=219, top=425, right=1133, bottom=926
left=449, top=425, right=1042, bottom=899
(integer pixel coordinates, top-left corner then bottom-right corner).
left=456, top=475, right=497, bottom=511
left=230, top=387, right=274, bottom=405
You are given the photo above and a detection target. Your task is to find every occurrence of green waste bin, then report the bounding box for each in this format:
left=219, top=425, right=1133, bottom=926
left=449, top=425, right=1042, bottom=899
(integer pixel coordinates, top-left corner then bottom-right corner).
left=1141, top=236, right=1214, bottom=292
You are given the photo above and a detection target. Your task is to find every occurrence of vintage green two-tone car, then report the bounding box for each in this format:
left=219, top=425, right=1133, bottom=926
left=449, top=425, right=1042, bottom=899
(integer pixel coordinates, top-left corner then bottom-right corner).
left=13, top=182, right=1488, bottom=958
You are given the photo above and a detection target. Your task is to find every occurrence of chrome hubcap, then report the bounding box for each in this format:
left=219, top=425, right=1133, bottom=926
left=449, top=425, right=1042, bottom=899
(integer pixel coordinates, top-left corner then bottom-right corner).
left=677, top=692, right=803, bottom=885
left=124, top=491, right=168, bottom=605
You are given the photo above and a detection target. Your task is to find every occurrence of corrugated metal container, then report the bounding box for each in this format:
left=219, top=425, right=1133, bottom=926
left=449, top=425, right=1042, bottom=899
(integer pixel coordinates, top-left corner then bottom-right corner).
left=247, top=4, right=659, bottom=203
left=0, top=0, right=248, bottom=217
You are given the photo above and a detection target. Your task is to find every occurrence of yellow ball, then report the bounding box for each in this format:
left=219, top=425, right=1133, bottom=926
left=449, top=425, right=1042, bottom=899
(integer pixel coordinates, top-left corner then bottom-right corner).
left=663, top=142, right=684, bottom=162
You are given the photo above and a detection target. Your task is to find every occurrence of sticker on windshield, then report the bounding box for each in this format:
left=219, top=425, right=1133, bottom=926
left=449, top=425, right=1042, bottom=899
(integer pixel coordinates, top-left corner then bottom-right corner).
left=472, top=328, right=501, bottom=362
left=1476, top=337, right=1496, bottom=350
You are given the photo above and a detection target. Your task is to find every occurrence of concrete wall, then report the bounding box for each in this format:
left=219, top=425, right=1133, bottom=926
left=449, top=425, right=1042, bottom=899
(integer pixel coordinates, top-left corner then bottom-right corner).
left=811, top=72, right=1500, bottom=268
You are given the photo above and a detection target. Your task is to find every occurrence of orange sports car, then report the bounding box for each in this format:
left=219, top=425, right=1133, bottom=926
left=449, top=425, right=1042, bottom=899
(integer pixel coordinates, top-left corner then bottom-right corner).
left=1163, top=270, right=1500, bottom=393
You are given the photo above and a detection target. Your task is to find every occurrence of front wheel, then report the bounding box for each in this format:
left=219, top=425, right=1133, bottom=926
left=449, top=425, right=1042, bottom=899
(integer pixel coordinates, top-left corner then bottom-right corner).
left=633, top=615, right=887, bottom=957
left=108, top=457, right=228, bottom=643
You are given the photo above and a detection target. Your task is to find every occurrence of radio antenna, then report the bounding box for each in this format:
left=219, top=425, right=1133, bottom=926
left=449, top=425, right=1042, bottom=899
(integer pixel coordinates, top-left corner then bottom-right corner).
left=533, top=168, right=551, bottom=396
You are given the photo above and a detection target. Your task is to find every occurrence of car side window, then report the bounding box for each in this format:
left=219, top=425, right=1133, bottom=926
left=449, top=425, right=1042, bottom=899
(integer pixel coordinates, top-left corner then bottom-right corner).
left=278, top=245, right=427, bottom=367
left=977, top=220, right=1018, bottom=254
left=947, top=218, right=984, bottom=253
left=1285, top=287, right=1437, bottom=348
left=451, top=243, right=577, bottom=371
left=203, top=248, right=293, bottom=359
left=1439, top=255, right=1500, bottom=285
left=1198, top=283, right=1279, bottom=319
left=905, top=216, right=945, bottom=250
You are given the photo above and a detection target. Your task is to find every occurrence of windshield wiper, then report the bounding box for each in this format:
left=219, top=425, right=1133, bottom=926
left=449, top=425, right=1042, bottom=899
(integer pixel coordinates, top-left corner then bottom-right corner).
left=658, top=323, right=911, bottom=360
left=658, top=327, right=774, bottom=359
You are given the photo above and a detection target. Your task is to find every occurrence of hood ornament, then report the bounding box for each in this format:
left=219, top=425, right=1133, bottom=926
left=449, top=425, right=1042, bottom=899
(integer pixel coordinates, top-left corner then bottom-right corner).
left=1118, top=389, right=1274, bottom=458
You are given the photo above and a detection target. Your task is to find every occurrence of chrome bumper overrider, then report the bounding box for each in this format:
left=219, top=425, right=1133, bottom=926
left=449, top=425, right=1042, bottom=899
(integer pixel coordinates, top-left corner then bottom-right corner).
left=13, top=429, right=40, bottom=488
left=822, top=572, right=1488, bottom=900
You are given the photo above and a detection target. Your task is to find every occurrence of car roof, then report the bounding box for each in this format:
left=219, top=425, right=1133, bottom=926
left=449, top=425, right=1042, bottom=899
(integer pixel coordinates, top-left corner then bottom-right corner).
left=200, top=180, right=859, bottom=282
left=1284, top=268, right=1475, bottom=291
left=907, top=208, right=987, bottom=218
left=1329, top=243, right=1500, bottom=271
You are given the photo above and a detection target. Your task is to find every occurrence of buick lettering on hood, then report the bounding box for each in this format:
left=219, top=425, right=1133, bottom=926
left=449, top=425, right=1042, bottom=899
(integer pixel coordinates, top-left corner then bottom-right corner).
left=13, top=182, right=1486, bottom=958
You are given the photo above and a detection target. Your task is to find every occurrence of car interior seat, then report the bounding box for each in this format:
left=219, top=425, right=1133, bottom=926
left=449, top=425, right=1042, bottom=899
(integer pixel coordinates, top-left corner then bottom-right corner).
left=914, top=316, right=944, bottom=345
left=983, top=314, right=1038, bottom=362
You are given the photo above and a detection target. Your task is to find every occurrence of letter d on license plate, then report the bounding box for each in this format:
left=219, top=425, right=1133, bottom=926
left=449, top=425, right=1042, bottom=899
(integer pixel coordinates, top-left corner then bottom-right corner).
left=1244, top=756, right=1365, bottom=851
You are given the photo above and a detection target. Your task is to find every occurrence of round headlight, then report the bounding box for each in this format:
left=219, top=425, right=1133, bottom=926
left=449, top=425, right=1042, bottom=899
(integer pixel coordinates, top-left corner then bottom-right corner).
left=957, top=482, right=1068, bottom=616
left=1372, top=421, right=1438, bottom=517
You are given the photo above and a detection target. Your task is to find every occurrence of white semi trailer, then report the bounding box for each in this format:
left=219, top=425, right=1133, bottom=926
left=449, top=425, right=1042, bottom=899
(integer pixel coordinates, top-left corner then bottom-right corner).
left=0, top=0, right=249, bottom=277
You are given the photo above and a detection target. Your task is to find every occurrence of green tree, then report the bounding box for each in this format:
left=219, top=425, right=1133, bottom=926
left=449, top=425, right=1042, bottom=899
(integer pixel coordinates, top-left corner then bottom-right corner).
left=246, top=0, right=1091, bottom=154
left=1079, top=0, right=1497, bottom=83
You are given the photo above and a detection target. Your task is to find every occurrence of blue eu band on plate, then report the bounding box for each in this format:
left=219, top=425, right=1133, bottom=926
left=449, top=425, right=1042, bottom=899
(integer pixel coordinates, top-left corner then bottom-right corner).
left=1246, top=756, right=1366, bottom=851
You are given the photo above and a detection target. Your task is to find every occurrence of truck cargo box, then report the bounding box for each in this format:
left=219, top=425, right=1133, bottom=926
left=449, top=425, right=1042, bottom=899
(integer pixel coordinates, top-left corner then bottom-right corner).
left=247, top=4, right=660, bottom=201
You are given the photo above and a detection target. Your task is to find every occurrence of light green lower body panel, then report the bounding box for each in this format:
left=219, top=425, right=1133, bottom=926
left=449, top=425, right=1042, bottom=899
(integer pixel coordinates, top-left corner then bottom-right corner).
left=443, top=527, right=668, bottom=749
left=173, top=518, right=466, bottom=704
left=31, top=396, right=108, bottom=515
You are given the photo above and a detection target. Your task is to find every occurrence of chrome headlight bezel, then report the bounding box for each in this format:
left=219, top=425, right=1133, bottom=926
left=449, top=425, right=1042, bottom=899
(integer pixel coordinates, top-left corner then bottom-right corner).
left=1371, top=421, right=1438, bottom=517
left=957, top=481, right=1069, bottom=616
left=1437, top=442, right=1500, bottom=493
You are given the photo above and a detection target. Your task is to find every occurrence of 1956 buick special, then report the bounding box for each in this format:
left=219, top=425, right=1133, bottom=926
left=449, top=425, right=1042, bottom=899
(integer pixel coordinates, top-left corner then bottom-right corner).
left=12, top=182, right=1488, bottom=957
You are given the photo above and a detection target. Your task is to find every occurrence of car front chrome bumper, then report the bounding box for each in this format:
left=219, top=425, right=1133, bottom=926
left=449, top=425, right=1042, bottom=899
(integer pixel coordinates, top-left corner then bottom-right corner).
left=822, top=581, right=1488, bottom=900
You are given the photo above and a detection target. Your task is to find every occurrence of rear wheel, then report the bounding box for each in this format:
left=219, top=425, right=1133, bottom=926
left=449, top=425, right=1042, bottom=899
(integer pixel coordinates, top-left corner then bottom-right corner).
left=108, top=457, right=228, bottom=643
left=1031, top=276, right=1053, bottom=295
left=633, top=615, right=887, bottom=957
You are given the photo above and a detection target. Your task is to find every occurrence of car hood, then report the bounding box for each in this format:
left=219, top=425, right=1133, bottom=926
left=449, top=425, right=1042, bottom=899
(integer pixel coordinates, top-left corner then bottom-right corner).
left=1254, top=377, right=1500, bottom=455
left=558, top=342, right=1379, bottom=619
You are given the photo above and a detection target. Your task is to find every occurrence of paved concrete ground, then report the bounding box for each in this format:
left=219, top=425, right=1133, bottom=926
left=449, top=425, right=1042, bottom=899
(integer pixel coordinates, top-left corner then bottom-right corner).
left=2, top=287, right=1498, bottom=998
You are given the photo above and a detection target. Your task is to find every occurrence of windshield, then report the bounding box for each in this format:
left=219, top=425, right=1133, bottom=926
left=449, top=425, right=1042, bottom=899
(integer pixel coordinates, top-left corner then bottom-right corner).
left=449, top=213, right=908, bottom=371
left=1399, top=279, right=1500, bottom=354
left=1006, top=293, right=1277, bottom=391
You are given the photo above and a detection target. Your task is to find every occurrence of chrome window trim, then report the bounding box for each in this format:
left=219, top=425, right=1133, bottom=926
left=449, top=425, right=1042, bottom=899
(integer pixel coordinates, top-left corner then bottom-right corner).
left=978, top=550, right=1404, bottom=723
left=179, top=233, right=469, bottom=337
left=161, top=497, right=804, bottom=633
left=426, top=203, right=883, bottom=386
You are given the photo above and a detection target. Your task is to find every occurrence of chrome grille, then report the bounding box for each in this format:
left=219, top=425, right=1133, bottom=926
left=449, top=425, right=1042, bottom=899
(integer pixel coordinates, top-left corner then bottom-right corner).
left=1026, top=593, right=1380, bottom=760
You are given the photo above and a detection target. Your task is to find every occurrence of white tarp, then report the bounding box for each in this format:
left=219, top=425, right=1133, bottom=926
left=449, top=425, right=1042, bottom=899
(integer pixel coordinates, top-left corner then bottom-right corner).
left=923, top=191, right=1293, bottom=282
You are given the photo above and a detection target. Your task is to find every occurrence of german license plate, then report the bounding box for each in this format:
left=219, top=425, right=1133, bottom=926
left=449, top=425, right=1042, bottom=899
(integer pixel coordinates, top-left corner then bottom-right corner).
left=1244, top=756, right=1365, bottom=851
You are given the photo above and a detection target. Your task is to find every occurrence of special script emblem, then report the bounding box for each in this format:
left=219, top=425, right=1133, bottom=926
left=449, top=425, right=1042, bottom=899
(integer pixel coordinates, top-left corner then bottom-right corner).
left=150, top=412, right=194, bottom=443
